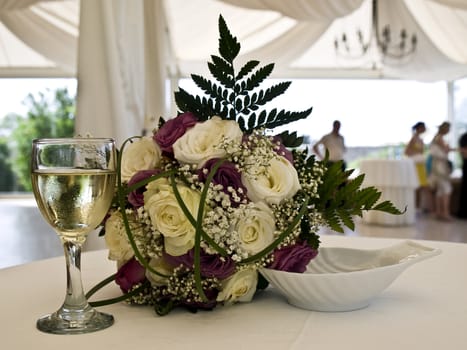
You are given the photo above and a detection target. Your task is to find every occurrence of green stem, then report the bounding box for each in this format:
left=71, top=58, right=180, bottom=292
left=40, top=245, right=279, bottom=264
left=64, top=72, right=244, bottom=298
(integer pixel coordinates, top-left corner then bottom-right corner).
left=194, top=159, right=226, bottom=301
left=169, top=174, right=228, bottom=257
left=89, top=283, right=148, bottom=307
left=117, top=138, right=169, bottom=278
left=86, top=273, right=117, bottom=299
left=169, top=159, right=226, bottom=302
left=124, top=169, right=175, bottom=195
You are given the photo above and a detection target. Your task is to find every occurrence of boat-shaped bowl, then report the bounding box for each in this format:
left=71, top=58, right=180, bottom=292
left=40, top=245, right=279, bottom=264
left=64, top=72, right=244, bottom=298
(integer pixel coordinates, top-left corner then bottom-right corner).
left=260, top=240, right=441, bottom=312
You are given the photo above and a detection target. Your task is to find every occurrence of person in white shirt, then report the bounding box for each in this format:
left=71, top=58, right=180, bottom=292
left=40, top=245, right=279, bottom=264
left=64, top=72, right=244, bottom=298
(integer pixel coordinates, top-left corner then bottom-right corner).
left=313, top=120, right=346, bottom=170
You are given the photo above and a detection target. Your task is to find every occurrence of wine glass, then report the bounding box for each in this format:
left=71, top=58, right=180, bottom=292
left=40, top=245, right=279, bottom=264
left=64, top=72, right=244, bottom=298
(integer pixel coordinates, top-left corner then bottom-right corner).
left=31, top=138, right=117, bottom=334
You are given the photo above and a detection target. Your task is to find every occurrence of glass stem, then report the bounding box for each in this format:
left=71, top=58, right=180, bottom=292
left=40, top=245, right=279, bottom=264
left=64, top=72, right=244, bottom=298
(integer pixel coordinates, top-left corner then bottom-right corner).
left=61, top=240, right=91, bottom=314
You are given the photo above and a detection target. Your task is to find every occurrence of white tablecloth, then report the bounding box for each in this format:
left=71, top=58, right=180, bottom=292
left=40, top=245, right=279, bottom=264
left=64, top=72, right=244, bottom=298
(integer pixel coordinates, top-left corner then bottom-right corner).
left=359, top=159, right=419, bottom=225
left=1, top=235, right=466, bottom=350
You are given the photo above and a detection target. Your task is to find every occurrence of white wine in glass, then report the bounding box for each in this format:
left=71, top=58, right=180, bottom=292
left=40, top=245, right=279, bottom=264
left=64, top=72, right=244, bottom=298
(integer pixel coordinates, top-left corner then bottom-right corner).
left=31, top=138, right=117, bottom=334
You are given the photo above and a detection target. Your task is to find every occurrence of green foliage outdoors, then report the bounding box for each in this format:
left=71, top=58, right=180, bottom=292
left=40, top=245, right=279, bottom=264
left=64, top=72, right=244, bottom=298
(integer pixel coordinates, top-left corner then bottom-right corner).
left=0, top=140, right=15, bottom=191
left=0, top=87, right=75, bottom=191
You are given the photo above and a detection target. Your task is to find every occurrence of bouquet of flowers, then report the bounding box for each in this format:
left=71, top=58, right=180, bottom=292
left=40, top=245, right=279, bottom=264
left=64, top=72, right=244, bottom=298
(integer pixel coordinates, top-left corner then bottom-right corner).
left=87, top=15, right=400, bottom=315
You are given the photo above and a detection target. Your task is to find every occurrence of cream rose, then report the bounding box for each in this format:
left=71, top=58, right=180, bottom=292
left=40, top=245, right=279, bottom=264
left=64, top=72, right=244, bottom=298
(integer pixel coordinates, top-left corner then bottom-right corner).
left=145, top=257, right=174, bottom=287
left=217, top=268, right=258, bottom=304
left=234, top=201, right=275, bottom=255
left=104, top=211, right=135, bottom=263
left=144, top=178, right=201, bottom=256
left=173, top=116, right=243, bottom=168
left=242, top=156, right=301, bottom=205
left=121, top=137, right=162, bottom=182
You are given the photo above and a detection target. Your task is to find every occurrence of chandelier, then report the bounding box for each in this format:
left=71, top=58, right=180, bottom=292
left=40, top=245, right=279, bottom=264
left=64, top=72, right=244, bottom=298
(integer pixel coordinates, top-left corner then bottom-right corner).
left=334, top=0, right=417, bottom=60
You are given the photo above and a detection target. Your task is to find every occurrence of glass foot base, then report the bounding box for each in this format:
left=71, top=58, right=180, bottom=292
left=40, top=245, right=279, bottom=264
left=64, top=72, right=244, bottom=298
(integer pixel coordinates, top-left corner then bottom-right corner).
left=37, top=309, right=114, bottom=335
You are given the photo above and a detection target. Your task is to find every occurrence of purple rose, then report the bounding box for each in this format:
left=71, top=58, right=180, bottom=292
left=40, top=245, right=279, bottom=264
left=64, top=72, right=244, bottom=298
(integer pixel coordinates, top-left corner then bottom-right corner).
left=272, top=136, right=294, bottom=164
left=154, top=112, right=198, bottom=153
left=268, top=241, right=318, bottom=273
left=198, top=158, right=247, bottom=206
left=115, top=258, right=146, bottom=293
left=164, top=249, right=236, bottom=280
left=127, top=169, right=160, bottom=208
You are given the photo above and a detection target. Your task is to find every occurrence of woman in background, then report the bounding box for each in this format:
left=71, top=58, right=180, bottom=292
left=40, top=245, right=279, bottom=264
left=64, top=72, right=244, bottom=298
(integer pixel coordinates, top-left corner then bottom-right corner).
left=429, top=122, right=454, bottom=221
left=405, top=121, right=432, bottom=213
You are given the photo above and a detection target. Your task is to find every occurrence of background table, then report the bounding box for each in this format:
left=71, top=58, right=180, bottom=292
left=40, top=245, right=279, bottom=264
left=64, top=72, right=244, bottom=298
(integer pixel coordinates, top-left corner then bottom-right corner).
left=1, top=235, right=466, bottom=349
left=359, top=159, right=419, bottom=225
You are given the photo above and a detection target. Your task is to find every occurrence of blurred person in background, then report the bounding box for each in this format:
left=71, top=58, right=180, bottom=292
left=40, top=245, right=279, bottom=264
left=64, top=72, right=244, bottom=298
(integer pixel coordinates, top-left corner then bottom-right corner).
left=458, top=131, right=467, bottom=219
left=313, top=120, right=346, bottom=171
left=405, top=121, right=432, bottom=213
left=429, top=122, right=455, bottom=221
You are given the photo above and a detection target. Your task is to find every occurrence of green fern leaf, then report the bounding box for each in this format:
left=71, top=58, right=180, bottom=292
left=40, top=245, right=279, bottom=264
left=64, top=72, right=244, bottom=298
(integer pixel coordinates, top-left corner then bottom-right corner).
left=208, top=62, right=234, bottom=88
left=275, top=131, right=303, bottom=148
left=236, top=60, right=259, bottom=81
left=245, top=64, right=274, bottom=91
left=260, top=108, right=313, bottom=130
left=211, top=55, right=234, bottom=76
left=373, top=201, right=406, bottom=214
left=218, top=15, right=240, bottom=62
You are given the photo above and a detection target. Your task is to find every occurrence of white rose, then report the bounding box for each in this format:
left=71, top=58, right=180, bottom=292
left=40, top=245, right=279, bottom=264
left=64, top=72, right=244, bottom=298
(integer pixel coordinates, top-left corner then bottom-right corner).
left=104, top=211, right=135, bottom=263
left=242, top=156, right=301, bottom=205
left=173, top=116, right=243, bottom=168
left=144, top=178, right=201, bottom=256
left=217, top=268, right=258, bottom=304
left=145, top=257, right=174, bottom=286
left=234, top=201, right=275, bottom=255
left=164, top=234, right=196, bottom=257
left=121, top=137, right=162, bottom=182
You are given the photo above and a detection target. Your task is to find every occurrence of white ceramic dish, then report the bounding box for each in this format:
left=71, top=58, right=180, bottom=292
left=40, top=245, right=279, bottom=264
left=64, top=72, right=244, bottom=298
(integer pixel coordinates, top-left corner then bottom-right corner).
left=260, top=240, right=441, bottom=312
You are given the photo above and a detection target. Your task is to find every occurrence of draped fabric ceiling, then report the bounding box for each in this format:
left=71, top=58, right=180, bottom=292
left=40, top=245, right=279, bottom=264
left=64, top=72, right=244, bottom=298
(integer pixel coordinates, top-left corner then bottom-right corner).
left=1, top=0, right=467, bottom=143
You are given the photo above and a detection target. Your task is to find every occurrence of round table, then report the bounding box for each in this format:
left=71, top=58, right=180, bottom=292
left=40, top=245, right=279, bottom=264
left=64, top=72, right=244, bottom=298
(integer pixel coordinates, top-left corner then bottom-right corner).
left=359, top=159, right=419, bottom=225
left=1, top=235, right=466, bottom=350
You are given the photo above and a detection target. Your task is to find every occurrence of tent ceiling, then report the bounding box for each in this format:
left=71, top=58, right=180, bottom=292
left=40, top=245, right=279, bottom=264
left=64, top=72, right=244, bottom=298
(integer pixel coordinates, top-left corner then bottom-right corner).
left=165, top=0, right=467, bottom=81
left=1, top=0, right=467, bottom=81
left=0, top=0, right=78, bottom=77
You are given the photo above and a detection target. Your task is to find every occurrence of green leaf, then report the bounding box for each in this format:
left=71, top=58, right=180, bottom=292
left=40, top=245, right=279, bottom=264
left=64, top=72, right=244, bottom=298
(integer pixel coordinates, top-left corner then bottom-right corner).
left=211, top=55, right=234, bottom=76
left=218, top=15, right=240, bottom=62
left=174, top=15, right=313, bottom=133
left=275, top=131, right=304, bottom=148
left=236, top=60, right=260, bottom=81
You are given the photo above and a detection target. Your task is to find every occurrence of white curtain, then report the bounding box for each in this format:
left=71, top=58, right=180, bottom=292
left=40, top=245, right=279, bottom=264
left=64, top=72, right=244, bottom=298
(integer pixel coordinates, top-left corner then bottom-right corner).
left=430, top=0, right=467, bottom=10
left=75, top=0, right=145, bottom=146
left=143, top=0, right=171, bottom=133
left=219, top=0, right=467, bottom=81
left=219, top=0, right=364, bottom=20
left=0, top=0, right=44, bottom=10
left=75, top=0, right=170, bottom=145
left=381, top=0, right=467, bottom=81
left=0, top=0, right=77, bottom=75
left=407, top=0, right=467, bottom=64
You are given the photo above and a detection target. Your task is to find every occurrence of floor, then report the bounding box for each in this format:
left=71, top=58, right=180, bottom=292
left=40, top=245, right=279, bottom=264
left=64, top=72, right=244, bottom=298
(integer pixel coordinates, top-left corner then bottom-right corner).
left=1, top=196, right=466, bottom=269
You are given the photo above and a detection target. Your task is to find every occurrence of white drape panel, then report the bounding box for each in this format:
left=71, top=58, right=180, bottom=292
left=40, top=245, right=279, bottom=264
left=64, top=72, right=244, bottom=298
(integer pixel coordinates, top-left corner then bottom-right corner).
left=0, top=7, right=77, bottom=73
left=143, top=0, right=170, bottom=133
left=0, top=1, right=77, bottom=75
left=238, top=21, right=331, bottom=72
left=218, top=0, right=467, bottom=81
left=219, top=0, right=364, bottom=20
left=0, top=0, right=42, bottom=10
left=407, top=0, right=467, bottom=63
left=430, top=0, right=467, bottom=10
left=380, top=0, right=467, bottom=80
left=75, top=0, right=145, bottom=146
